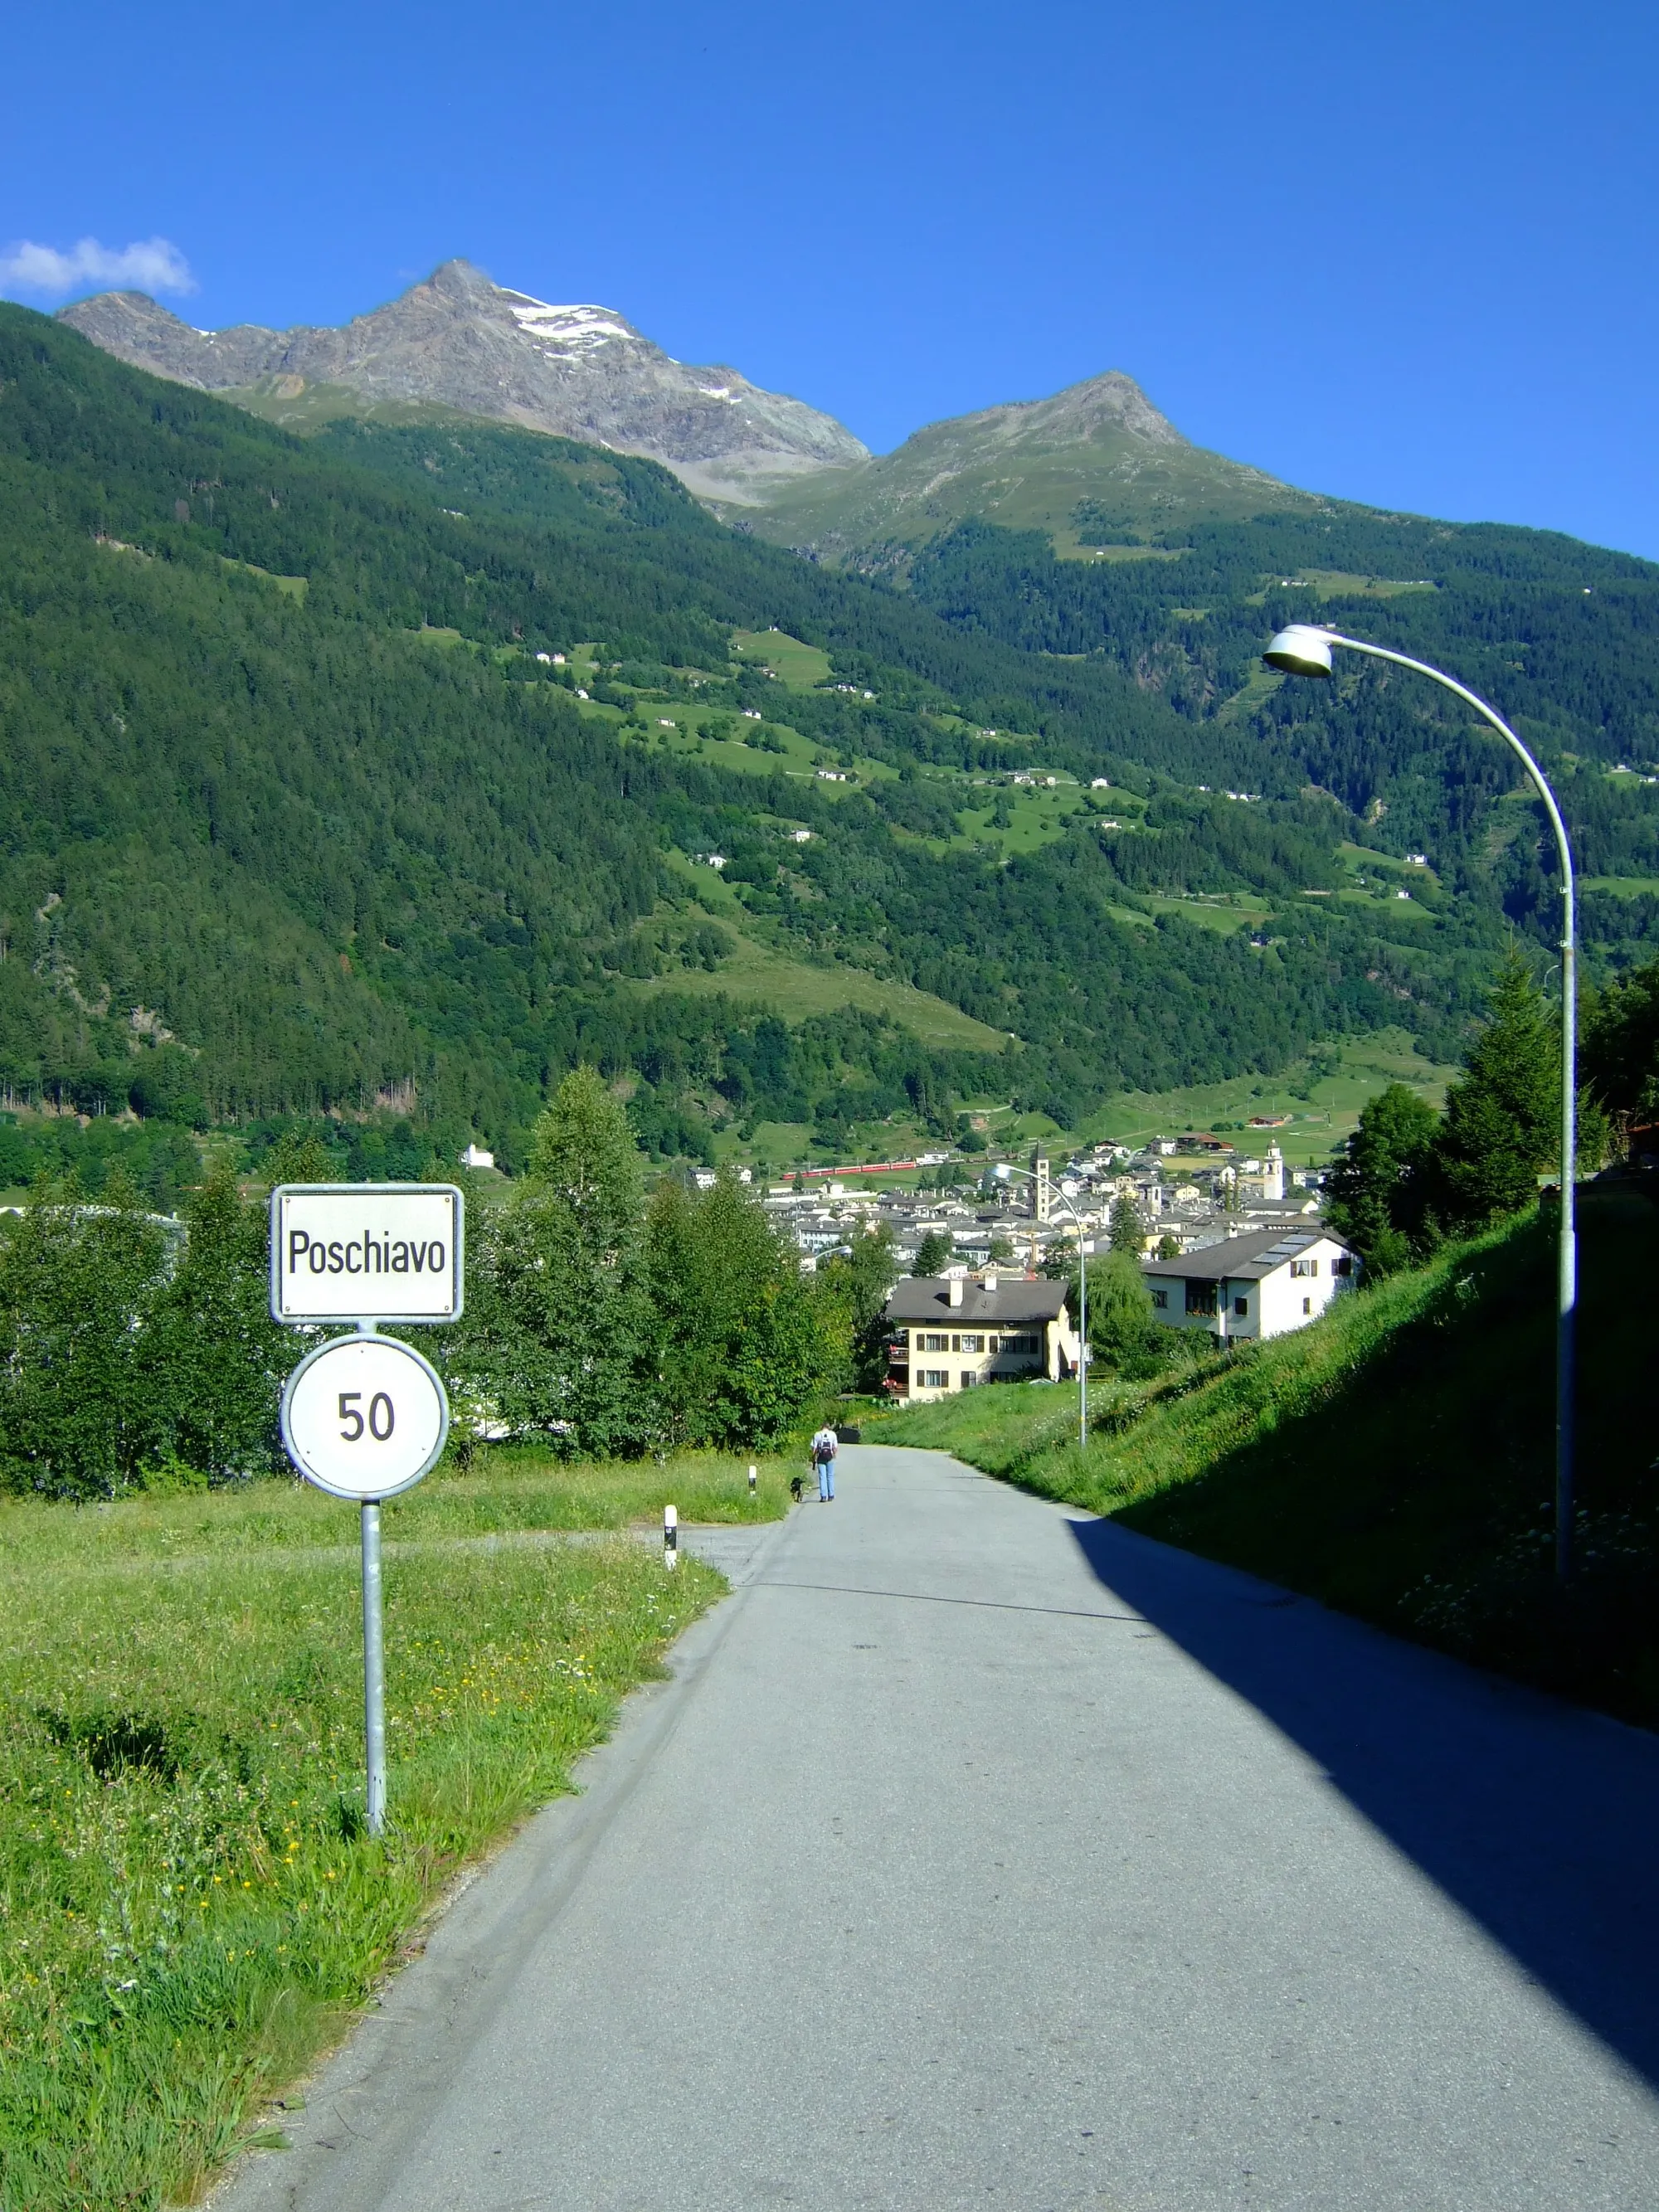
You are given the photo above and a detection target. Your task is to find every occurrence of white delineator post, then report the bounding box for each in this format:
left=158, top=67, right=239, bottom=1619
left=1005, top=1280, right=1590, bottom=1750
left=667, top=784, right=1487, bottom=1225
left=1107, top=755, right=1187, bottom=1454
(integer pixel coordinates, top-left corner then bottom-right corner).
left=1263, top=625, right=1579, bottom=1582
left=664, top=1503, right=679, bottom=1569
left=748, top=1464, right=757, bottom=1496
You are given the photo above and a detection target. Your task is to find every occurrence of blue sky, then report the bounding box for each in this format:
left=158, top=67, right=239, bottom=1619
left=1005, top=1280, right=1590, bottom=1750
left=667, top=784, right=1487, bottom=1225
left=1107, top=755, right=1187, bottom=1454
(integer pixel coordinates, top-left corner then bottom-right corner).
left=4, top=0, right=1657, bottom=555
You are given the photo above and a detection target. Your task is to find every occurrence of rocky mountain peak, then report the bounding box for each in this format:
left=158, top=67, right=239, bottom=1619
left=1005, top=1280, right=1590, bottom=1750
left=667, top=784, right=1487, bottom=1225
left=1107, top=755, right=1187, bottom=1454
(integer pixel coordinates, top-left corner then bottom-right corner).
left=424, top=256, right=499, bottom=303
left=57, top=261, right=868, bottom=501
left=738, top=363, right=1299, bottom=562
left=1008, top=369, right=1185, bottom=448
left=902, top=369, right=1186, bottom=461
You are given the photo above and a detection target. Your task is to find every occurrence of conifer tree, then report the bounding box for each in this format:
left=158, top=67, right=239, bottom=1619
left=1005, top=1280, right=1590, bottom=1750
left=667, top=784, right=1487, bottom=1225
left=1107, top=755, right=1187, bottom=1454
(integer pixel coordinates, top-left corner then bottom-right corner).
left=1324, top=1082, right=1440, bottom=1271
left=1434, top=949, right=1559, bottom=1228
left=1108, top=1194, right=1146, bottom=1253
left=913, top=1228, right=953, bottom=1276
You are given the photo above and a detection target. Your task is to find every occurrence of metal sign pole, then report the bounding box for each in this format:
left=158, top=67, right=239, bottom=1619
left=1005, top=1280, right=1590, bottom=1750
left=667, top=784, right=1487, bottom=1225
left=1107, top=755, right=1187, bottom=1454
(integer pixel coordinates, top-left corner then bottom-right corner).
left=362, top=1500, right=387, bottom=1837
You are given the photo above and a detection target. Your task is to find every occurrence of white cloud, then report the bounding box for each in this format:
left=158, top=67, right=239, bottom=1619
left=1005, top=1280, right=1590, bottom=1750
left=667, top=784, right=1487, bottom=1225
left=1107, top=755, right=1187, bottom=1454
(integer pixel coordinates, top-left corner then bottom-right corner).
left=0, top=236, right=195, bottom=299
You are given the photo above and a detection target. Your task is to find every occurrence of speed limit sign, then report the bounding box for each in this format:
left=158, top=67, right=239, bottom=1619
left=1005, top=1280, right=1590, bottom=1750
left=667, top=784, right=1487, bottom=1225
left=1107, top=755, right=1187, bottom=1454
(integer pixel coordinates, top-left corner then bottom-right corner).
left=280, top=1332, right=450, bottom=1502
left=270, top=1183, right=461, bottom=1837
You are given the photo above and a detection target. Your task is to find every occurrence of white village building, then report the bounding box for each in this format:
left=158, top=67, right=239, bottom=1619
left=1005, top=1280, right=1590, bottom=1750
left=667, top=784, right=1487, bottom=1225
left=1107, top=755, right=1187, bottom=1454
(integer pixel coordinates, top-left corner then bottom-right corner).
left=1141, top=1225, right=1358, bottom=1344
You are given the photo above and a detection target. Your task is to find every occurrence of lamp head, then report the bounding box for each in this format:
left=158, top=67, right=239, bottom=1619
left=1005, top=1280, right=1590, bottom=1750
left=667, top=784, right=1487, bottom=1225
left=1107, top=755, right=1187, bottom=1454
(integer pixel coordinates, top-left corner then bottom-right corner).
left=1263, top=625, right=1336, bottom=678
left=994, top=1163, right=1013, bottom=1183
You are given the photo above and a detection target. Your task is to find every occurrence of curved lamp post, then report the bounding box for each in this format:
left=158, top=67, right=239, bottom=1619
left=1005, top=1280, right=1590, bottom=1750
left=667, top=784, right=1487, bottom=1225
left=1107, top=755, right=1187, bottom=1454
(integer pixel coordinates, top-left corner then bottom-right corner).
left=993, top=1161, right=1091, bottom=1451
left=1263, top=624, right=1578, bottom=1583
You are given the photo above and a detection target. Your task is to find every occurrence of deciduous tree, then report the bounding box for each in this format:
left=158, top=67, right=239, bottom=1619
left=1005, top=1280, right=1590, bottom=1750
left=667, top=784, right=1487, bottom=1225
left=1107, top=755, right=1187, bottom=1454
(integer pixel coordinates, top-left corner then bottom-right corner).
left=1584, top=954, right=1659, bottom=1127
left=149, top=1161, right=290, bottom=1480
left=1071, top=1249, right=1155, bottom=1368
left=450, top=1067, right=652, bottom=1456
left=817, top=1221, right=900, bottom=1393
left=0, top=1172, right=168, bottom=1497
left=647, top=1170, right=830, bottom=1446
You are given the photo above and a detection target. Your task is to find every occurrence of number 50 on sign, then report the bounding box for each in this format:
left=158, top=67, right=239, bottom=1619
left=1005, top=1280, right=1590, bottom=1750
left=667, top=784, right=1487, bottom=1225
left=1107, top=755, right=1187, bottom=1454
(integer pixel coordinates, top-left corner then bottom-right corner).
left=280, top=1333, right=450, bottom=1501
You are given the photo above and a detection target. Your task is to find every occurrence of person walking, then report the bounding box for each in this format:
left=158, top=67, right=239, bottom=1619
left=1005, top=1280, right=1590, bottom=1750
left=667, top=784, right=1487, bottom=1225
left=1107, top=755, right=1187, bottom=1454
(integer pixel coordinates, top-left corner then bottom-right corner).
left=810, top=1422, right=839, bottom=1503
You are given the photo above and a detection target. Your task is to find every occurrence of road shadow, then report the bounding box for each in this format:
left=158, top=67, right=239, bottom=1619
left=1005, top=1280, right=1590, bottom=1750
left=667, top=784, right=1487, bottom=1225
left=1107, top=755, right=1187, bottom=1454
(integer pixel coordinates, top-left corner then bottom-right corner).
left=1068, top=1514, right=1659, bottom=2088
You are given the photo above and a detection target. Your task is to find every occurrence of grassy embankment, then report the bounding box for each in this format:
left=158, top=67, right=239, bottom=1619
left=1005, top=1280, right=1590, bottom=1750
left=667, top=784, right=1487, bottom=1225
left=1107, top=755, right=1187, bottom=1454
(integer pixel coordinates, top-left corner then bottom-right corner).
left=0, top=1451, right=789, bottom=2210
left=873, top=1184, right=1659, bottom=1725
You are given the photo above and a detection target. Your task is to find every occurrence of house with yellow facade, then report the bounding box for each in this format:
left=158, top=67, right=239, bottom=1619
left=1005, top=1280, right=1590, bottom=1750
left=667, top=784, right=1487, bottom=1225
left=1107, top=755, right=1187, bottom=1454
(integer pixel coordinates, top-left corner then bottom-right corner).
left=884, top=1273, right=1078, bottom=1401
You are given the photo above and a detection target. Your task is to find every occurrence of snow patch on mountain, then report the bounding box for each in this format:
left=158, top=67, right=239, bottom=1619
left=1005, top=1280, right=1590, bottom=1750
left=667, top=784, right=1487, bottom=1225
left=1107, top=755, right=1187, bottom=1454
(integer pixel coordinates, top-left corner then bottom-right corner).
left=503, top=297, right=635, bottom=355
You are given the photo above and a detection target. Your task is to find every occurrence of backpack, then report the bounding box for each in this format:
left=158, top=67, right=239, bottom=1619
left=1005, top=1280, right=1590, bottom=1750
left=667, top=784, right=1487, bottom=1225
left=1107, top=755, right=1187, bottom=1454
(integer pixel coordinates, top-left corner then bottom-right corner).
left=813, top=1433, right=836, bottom=1463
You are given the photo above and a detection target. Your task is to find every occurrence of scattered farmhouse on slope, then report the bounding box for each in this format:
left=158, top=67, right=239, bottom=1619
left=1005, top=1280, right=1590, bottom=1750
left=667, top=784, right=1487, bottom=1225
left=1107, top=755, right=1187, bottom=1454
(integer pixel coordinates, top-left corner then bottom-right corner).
left=1141, top=1226, right=1358, bottom=1344
left=884, top=1274, right=1079, bottom=1401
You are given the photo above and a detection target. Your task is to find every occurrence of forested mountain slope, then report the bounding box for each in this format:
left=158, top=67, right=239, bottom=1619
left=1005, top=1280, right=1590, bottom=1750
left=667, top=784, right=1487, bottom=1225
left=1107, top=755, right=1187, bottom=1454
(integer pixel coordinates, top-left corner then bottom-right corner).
left=745, top=367, right=1659, bottom=974
left=313, top=416, right=1659, bottom=964
left=901, top=512, right=1659, bottom=969
left=0, top=306, right=1630, bottom=1166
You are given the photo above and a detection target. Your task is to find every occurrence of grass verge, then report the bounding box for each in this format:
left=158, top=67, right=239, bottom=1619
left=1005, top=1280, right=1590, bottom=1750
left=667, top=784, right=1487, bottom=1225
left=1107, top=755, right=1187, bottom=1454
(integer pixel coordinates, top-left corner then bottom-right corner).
left=872, top=1185, right=1659, bottom=1727
left=0, top=1451, right=781, bottom=2208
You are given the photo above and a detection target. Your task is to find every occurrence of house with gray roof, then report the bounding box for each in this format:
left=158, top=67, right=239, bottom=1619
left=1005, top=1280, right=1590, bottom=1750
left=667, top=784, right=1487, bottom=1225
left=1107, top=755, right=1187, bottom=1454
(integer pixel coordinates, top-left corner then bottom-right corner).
left=1141, top=1226, right=1358, bottom=1344
left=883, top=1273, right=1078, bottom=1401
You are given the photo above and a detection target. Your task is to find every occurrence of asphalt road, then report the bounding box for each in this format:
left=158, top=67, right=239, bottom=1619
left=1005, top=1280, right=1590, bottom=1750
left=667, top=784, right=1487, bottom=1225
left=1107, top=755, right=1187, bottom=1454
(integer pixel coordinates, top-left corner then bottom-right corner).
left=219, top=1445, right=1659, bottom=2212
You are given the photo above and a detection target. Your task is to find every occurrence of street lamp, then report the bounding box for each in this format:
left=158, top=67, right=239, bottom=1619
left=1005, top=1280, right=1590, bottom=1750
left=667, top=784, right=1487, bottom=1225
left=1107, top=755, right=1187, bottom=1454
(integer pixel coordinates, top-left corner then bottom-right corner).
left=993, top=1161, right=1091, bottom=1451
left=1263, top=623, right=1579, bottom=1583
